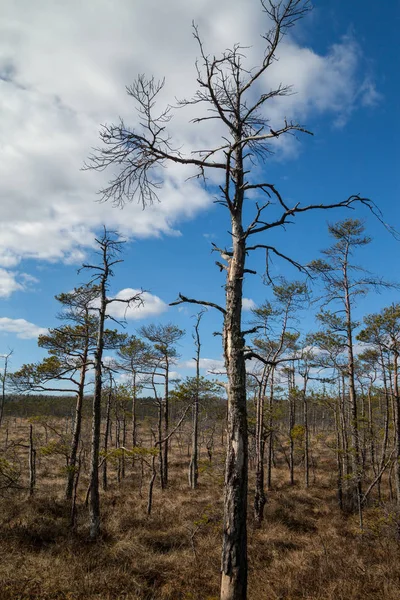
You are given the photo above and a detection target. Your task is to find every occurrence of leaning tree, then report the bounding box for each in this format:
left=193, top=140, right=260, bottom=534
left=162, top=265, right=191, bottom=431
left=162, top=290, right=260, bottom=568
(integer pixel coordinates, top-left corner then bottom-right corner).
left=86, top=1, right=381, bottom=597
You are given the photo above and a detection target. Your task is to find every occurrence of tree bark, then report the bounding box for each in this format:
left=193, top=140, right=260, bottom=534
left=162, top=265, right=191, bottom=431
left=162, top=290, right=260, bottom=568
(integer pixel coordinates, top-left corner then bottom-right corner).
left=102, top=382, right=112, bottom=491
left=254, top=367, right=268, bottom=525
left=189, top=312, right=202, bottom=489
left=220, top=187, right=248, bottom=600
left=66, top=350, right=88, bottom=500
left=29, top=424, right=36, bottom=497
left=162, top=362, right=169, bottom=487
left=88, top=258, right=108, bottom=540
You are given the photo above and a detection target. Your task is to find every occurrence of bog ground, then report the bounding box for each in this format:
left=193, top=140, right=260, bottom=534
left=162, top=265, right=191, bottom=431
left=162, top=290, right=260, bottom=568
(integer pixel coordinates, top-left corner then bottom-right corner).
left=1, top=417, right=400, bottom=600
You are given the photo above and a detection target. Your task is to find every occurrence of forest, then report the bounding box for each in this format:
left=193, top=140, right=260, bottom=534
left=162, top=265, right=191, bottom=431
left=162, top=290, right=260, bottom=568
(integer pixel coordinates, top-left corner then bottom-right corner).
left=1, top=0, right=398, bottom=599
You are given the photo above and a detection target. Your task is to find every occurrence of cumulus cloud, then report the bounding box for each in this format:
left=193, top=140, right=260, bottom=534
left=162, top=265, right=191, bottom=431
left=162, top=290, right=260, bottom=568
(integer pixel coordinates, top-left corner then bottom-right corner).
left=107, top=288, right=168, bottom=321
left=0, top=269, right=40, bottom=298
left=0, top=317, right=47, bottom=339
left=0, top=0, right=379, bottom=289
left=242, top=298, right=257, bottom=311
left=0, top=269, right=24, bottom=298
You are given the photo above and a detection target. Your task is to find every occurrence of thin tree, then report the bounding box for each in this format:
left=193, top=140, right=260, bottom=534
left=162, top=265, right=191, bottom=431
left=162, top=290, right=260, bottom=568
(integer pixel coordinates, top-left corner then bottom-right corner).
left=0, top=350, right=13, bottom=428
left=140, top=323, right=185, bottom=488
left=46, top=285, right=99, bottom=499
left=358, top=304, right=400, bottom=504
left=117, top=335, right=152, bottom=448
left=310, top=218, right=391, bottom=524
left=85, top=2, right=382, bottom=595
left=81, top=228, right=143, bottom=540
left=248, top=280, right=307, bottom=523
left=189, top=311, right=205, bottom=489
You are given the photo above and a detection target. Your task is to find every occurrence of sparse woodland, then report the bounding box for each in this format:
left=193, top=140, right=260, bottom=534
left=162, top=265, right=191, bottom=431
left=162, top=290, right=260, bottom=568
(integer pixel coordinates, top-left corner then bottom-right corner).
left=1, top=1, right=400, bottom=599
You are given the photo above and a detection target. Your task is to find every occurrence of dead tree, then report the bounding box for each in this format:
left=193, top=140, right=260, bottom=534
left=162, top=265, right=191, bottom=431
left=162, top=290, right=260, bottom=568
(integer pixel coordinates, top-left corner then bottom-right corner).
left=86, top=1, right=383, bottom=595
left=189, top=311, right=205, bottom=489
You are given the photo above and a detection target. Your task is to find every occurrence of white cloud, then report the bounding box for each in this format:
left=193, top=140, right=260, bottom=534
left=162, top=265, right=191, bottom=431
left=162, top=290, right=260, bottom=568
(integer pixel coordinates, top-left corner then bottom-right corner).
left=0, top=317, right=47, bottom=339
left=242, top=298, right=257, bottom=311
left=0, top=269, right=40, bottom=298
left=107, top=288, right=168, bottom=321
left=181, top=357, right=225, bottom=372
left=0, top=0, right=379, bottom=290
left=0, top=269, right=24, bottom=297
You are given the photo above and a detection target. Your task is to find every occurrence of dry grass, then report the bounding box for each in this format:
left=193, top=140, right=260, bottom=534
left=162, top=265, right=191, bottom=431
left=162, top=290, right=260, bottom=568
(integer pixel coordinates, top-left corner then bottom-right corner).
left=1, top=418, right=400, bottom=599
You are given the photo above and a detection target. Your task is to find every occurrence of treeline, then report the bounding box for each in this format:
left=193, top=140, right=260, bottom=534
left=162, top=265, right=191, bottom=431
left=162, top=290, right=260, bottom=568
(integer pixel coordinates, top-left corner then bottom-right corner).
left=2, top=393, right=189, bottom=420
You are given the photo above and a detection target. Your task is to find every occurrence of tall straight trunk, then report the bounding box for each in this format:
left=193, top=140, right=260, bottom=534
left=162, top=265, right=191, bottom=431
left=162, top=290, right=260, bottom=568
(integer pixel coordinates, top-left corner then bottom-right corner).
left=266, top=371, right=274, bottom=491
left=334, top=401, right=344, bottom=510
left=378, top=353, right=390, bottom=500
left=367, top=382, right=376, bottom=476
left=189, top=382, right=199, bottom=488
left=102, top=383, right=112, bottom=491
left=121, top=411, right=126, bottom=480
left=220, top=178, right=248, bottom=600
left=340, top=374, right=351, bottom=485
left=66, top=351, right=88, bottom=500
left=254, top=367, right=268, bottom=524
left=0, top=358, right=7, bottom=428
left=189, top=314, right=202, bottom=489
left=288, top=368, right=295, bottom=486
left=344, top=258, right=362, bottom=522
left=132, top=372, right=137, bottom=448
left=88, top=277, right=107, bottom=540
left=393, top=351, right=400, bottom=504
left=152, top=374, right=164, bottom=490
left=303, top=375, right=309, bottom=488
left=29, top=424, right=36, bottom=496
left=360, top=387, right=367, bottom=472
left=116, top=410, right=121, bottom=484
left=162, top=363, right=169, bottom=486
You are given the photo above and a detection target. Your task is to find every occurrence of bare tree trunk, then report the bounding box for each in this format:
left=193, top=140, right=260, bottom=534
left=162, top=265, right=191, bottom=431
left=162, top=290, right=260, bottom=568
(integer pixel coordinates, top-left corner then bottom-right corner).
left=88, top=240, right=108, bottom=541
left=147, top=454, right=157, bottom=516
left=70, top=452, right=82, bottom=529
left=150, top=372, right=164, bottom=490
left=344, top=261, right=363, bottom=524
left=132, top=372, right=137, bottom=448
left=116, top=407, right=121, bottom=484
left=254, top=368, right=268, bottom=525
left=66, top=356, right=87, bottom=500
left=220, top=207, right=248, bottom=600
left=303, top=376, right=309, bottom=489
left=340, top=374, right=351, bottom=496
left=29, top=424, right=36, bottom=497
left=393, top=352, right=400, bottom=504
left=102, top=382, right=112, bottom=491
left=334, top=402, right=344, bottom=511
left=0, top=351, right=12, bottom=428
left=378, top=357, right=390, bottom=501
left=288, top=368, right=295, bottom=486
left=189, top=312, right=203, bottom=489
left=266, top=371, right=274, bottom=491
left=122, top=411, right=126, bottom=480
left=162, top=365, right=169, bottom=486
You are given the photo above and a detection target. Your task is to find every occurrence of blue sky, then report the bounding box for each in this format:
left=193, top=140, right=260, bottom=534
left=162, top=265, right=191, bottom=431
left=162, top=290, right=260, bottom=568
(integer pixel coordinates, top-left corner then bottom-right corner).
left=0, top=0, right=399, bottom=382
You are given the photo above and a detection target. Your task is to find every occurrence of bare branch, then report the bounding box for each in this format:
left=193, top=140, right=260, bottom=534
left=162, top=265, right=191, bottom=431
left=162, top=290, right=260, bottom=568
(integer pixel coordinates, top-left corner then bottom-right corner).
left=170, top=293, right=226, bottom=316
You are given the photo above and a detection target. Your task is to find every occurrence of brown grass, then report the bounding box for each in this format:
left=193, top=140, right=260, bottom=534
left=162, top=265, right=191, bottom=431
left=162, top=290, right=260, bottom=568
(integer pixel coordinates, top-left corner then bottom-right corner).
left=1, top=418, right=400, bottom=599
